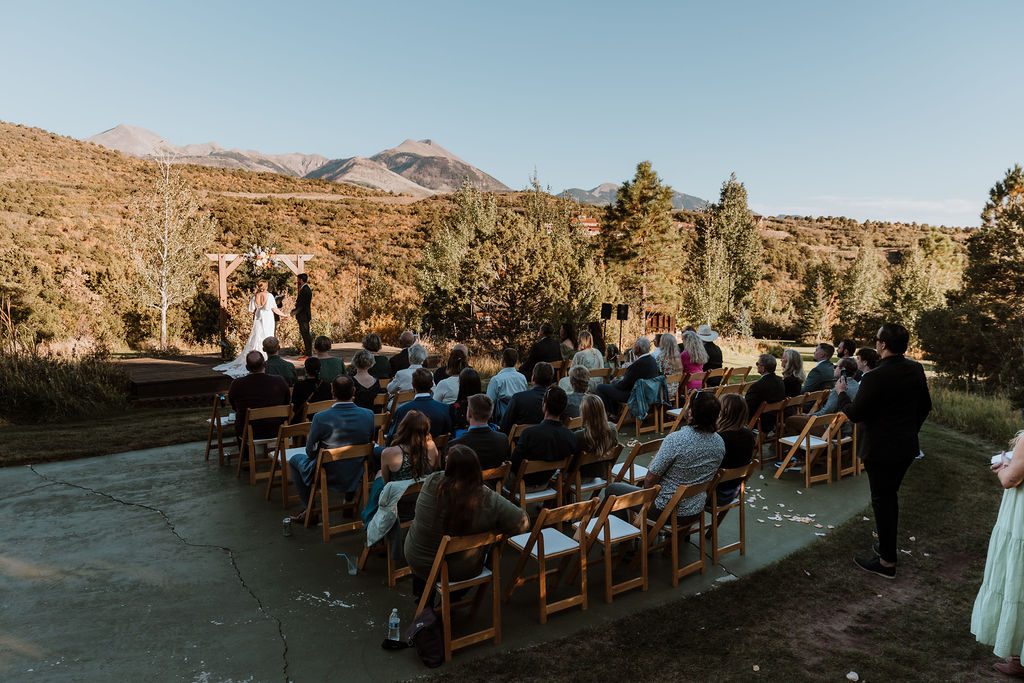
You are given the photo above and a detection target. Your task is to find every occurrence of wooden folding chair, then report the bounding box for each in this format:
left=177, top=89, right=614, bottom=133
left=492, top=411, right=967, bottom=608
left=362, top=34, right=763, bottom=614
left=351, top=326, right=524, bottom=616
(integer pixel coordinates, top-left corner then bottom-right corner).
left=549, top=359, right=565, bottom=380
left=303, top=399, right=334, bottom=422
left=704, top=367, right=729, bottom=387
left=614, top=380, right=665, bottom=436
left=204, top=393, right=234, bottom=465
left=372, top=392, right=389, bottom=414
left=481, top=462, right=512, bottom=491
left=829, top=413, right=859, bottom=479
left=506, top=423, right=535, bottom=454
left=433, top=434, right=450, bottom=457
left=730, top=366, right=752, bottom=383
left=641, top=480, right=715, bottom=586
left=237, top=404, right=292, bottom=485
left=774, top=413, right=837, bottom=487
left=564, top=416, right=583, bottom=430
left=589, top=367, right=612, bottom=383
left=388, top=389, right=415, bottom=422
left=611, top=439, right=661, bottom=484
left=705, top=462, right=758, bottom=564
left=357, top=480, right=423, bottom=586
left=415, top=531, right=505, bottom=662
left=686, top=371, right=707, bottom=389
left=714, top=383, right=743, bottom=397
left=265, top=421, right=311, bottom=508
left=665, top=385, right=706, bottom=434
left=572, top=485, right=660, bottom=603
left=564, top=444, right=621, bottom=502
left=377, top=377, right=390, bottom=389
left=612, top=366, right=628, bottom=379
left=747, top=399, right=786, bottom=469
left=503, top=457, right=571, bottom=511
left=305, top=442, right=374, bottom=542
left=373, top=413, right=390, bottom=446
left=807, top=390, right=831, bottom=413
left=504, top=499, right=598, bottom=623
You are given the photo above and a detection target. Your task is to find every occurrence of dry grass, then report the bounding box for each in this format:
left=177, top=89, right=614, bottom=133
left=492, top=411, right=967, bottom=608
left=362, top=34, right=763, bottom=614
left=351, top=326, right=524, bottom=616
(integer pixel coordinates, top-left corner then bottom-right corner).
left=929, top=383, right=1023, bottom=446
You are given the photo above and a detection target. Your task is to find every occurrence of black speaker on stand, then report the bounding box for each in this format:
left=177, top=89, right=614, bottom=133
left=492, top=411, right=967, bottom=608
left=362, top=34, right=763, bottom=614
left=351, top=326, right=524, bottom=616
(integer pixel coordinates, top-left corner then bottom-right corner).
left=616, top=304, right=629, bottom=353
left=600, top=303, right=612, bottom=354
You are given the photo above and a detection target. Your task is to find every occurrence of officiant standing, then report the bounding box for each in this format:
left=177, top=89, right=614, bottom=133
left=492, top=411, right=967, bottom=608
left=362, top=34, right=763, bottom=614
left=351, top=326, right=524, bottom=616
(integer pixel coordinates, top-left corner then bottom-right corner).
left=293, top=273, right=312, bottom=358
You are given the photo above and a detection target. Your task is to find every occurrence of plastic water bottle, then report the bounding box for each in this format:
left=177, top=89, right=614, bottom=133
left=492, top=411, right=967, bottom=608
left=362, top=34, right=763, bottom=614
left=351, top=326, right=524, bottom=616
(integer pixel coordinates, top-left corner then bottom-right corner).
left=387, top=608, right=401, bottom=641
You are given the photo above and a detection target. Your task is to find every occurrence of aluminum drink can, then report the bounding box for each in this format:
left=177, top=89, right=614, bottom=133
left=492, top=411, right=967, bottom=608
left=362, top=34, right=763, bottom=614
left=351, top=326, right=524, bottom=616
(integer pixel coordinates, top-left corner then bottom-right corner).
left=282, top=517, right=292, bottom=537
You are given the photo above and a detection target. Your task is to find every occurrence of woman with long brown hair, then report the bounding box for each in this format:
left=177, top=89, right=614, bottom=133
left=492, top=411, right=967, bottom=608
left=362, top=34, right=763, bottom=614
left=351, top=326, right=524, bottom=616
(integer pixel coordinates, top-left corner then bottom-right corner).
left=379, top=410, right=438, bottom=484
left=404, top=445, right=528, bottom=596
left=710, top=394, right=756, bottom=527
left=574, top=394, right=619, bottom=479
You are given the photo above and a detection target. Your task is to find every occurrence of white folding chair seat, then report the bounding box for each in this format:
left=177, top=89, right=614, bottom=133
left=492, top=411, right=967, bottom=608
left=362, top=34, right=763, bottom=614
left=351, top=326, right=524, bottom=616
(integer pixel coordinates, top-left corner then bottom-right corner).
left=509, top=527, right=579, bottom=558
left=577, top=476, right=608, bottom=495
left=503, top=484, right=559, bottom=504
left=207, top=413, right=235, bottom=426
left=437, top=566, right=492, bottom=590
left=777, top=434, right=828, bottom=449
left=611, top=462, right=648, bottom=480
left=574, top=514, right=640, bottom=544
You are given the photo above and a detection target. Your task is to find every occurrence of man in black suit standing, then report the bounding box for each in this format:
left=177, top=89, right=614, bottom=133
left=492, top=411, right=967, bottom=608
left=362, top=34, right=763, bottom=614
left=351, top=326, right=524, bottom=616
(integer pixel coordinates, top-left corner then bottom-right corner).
left=836, top=323, right=930, bottom=579
left=744, top=353, right=787, bottom=429
left=450, top=394, right=509, bottom=468
left=292, top=273, right=312, bottom=358
left=594, top=337, right=658, bottom=418
left=519, top=323, right=562, bottom=379
left=511, top=387, right=578, bottom=487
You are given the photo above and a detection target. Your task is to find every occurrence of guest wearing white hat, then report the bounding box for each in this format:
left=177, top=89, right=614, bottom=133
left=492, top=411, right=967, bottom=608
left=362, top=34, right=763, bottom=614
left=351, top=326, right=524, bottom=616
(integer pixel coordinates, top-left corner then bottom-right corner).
left=697, top=324, right=724, bottom=387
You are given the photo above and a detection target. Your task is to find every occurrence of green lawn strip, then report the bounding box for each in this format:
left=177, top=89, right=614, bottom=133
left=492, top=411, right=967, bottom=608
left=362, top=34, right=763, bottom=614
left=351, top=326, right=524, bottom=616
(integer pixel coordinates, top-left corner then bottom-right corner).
left=428, top=422, right=1000, bottom=681
left=0, top=405, right=209, bottom=467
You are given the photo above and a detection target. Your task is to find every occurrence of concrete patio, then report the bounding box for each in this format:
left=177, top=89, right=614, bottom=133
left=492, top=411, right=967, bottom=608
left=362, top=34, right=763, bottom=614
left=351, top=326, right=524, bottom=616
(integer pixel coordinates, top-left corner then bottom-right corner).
left=1, top=440, right=870, bottom=682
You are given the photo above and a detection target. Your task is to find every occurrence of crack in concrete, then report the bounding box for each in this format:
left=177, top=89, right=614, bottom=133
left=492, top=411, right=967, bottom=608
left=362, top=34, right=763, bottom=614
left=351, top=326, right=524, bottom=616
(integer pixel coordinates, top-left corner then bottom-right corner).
left=27, top=465, right=290, bottom=682
left=8, top=480, right=58, bottom=499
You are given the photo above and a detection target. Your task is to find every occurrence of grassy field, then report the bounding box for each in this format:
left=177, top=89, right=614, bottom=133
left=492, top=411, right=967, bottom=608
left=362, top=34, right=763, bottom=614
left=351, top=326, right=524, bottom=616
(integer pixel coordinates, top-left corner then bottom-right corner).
left=429, top=421, right=1002, bottom=681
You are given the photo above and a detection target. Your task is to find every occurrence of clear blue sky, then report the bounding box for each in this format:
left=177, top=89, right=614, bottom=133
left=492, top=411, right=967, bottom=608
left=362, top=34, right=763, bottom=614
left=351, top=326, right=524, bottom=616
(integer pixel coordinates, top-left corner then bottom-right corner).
left=3, top=0, right=1020, bottom=227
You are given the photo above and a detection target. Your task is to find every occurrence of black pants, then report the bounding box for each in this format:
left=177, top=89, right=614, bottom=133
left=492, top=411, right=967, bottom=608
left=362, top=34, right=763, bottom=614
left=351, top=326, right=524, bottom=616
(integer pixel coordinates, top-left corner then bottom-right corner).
left=595, top=383, right=629, bottom=416
left=865, top=456, right=914, bottom=564
left=297, top=317, right=312, bottom=356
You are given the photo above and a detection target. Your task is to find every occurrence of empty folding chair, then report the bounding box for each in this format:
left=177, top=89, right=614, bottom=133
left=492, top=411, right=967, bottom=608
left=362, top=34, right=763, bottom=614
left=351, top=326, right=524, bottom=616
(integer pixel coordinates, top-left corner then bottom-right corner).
left=205, top=393, right=235, bottom=465
left=774, top=413, right=838, bottom=487
left=641, top=480, right=716, bottom=586
left=504, top=499, right=598, bottom=623
left=747, top=398, right=786, bottom=469
left=704, top=462, right=758, bottom=564
left=612, top=439, right=661, bottom=485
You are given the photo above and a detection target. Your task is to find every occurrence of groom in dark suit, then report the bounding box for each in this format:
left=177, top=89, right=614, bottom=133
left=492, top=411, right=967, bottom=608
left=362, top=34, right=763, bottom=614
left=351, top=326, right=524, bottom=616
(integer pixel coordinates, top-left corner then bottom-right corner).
left=293, top=273, right=312, bottom=358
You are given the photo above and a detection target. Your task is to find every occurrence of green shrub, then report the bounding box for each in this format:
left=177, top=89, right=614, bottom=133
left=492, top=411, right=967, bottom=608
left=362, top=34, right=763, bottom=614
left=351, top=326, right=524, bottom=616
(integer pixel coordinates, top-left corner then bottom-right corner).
left=0, top=351, right=129, bottom=424
left=928, top=382, right=1023, bottom=446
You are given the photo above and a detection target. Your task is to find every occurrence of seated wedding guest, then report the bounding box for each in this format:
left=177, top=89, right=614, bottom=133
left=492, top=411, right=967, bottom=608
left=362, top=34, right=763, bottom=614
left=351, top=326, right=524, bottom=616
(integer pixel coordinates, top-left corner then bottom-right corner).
left=262, top=336, right=297, bottom=386
left=652, top=333, right=664, bottom=360
left=434, top=343, right=470, bottom=384
left=432, top=348, right=469, bottom=404
left=697, top=325, right=724, bottom=386
left=389, top=330, right=416, bottom=375
left=387, top=343, right=428, bottom=395
left=351, top=349, right=386, bottom=412
left=595, top=337, right=657, bottom=419
left=559, top=330, right=604, bottom=393
left=287, top=376, right=375, bottom=523
left=449, top=368, right=482, bottom=436
left=313, top=336, right=345, bottom=384
left=605, top=391, right=725, bottom=522
left=511, top=387, right=578, bottom=487
left=500, top=362, right=555, bottom=434
left=520, top=322, right=562, bottom=379
left=657, top=332, right=683, bottom=399
left=562, top=365, right=591, bottom=419
left=855, top=346, right=880, bottom=380
left=228, top=351, right=290, bottom=439
left=574, top=394, right=619, bottom=479
left=559, top=322, right=579, bottom=362
left=680, top=330, right=709, bottom=390
left=291, top=357, right=333, bottom=420
left=358, top=333, right=392, bottom=380
left=404, top=445, right=529, bottom=599
left=745, top=353, right=786, bottom=429
left=389, top=368, right=451, bottom=440
left=604, top=343, right=620, bottom=369
left=802, top=343, right=836, bottom=392
left=781, top=348, right=806, bottom=397
left=487, top=348, right=528, bottom=423
left=379, top=410, right=437, bottom=484
left=714, top=394, right=755, bottom=504
left=784, top=357, right=860, bottom=436
left=835, top=338, right=856, bottom=359
left=450, top=394, right=509, bottom=469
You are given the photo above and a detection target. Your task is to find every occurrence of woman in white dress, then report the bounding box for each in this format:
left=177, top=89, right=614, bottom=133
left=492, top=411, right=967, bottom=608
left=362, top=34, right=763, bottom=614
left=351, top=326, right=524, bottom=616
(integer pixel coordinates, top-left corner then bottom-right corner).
left=214, top=280, right=290, bottom=378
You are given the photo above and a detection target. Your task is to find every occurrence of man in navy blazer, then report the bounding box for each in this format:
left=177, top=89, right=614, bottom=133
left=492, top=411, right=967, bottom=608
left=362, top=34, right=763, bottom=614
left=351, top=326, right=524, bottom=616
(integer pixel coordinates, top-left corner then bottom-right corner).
left=499, top=362, right=555, bottom=434
left=802, top=343, right=836, bottom=392
left=288, top=376, right=375, bottom=521
left=512, top=387, right=578, bottom=487
left=388, top=368, right=452, bottom=440
left=595, top=337, right=658, bottom=417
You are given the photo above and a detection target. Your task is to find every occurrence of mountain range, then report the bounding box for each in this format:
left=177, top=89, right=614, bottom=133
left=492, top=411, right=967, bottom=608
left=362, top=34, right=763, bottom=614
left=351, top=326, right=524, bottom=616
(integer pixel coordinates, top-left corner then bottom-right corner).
left=85, top=125, right=708, bottom=207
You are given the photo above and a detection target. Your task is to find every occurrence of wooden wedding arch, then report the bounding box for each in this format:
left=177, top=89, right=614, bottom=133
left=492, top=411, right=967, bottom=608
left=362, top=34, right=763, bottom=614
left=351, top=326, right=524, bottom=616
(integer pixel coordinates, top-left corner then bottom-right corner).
left=206, top=253, right=313, bottom=339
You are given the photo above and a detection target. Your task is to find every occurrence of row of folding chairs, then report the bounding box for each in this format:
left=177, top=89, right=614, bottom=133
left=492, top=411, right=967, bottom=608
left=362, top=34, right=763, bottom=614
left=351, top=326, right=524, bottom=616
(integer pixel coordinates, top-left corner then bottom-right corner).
left=774, top=412, right=861, bottom=487
left=419, top=459, right=759, bottom=661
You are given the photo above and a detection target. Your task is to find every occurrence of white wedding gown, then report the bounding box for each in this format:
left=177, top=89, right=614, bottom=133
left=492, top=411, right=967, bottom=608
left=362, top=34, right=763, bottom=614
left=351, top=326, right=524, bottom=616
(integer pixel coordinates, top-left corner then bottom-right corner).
left=213, top=293, right=276, bottom=379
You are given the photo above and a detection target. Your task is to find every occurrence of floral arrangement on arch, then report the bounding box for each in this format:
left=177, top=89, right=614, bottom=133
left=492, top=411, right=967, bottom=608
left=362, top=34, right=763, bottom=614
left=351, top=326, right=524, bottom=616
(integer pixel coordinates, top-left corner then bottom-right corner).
left=245, top=244, right=279, bottom=271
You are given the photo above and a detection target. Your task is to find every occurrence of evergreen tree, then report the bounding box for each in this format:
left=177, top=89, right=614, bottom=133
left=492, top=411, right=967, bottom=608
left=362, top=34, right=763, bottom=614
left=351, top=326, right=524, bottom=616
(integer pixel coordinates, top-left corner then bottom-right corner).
left=691, top=233, right=731, bottom=326
left=885, top=245, right=937, bottom=336
left=796, top=260, right=841, bottom=343
left=837, top=245, right=884, bottom=340
left=602, top=161, right=682, bottom=323
left=693, top=173, right=763, bottom=314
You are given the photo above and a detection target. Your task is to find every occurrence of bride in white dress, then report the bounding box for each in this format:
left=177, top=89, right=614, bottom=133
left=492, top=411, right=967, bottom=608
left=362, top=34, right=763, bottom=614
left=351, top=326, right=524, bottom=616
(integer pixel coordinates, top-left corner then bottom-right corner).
left=214, top=280, right=290, bottom=378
